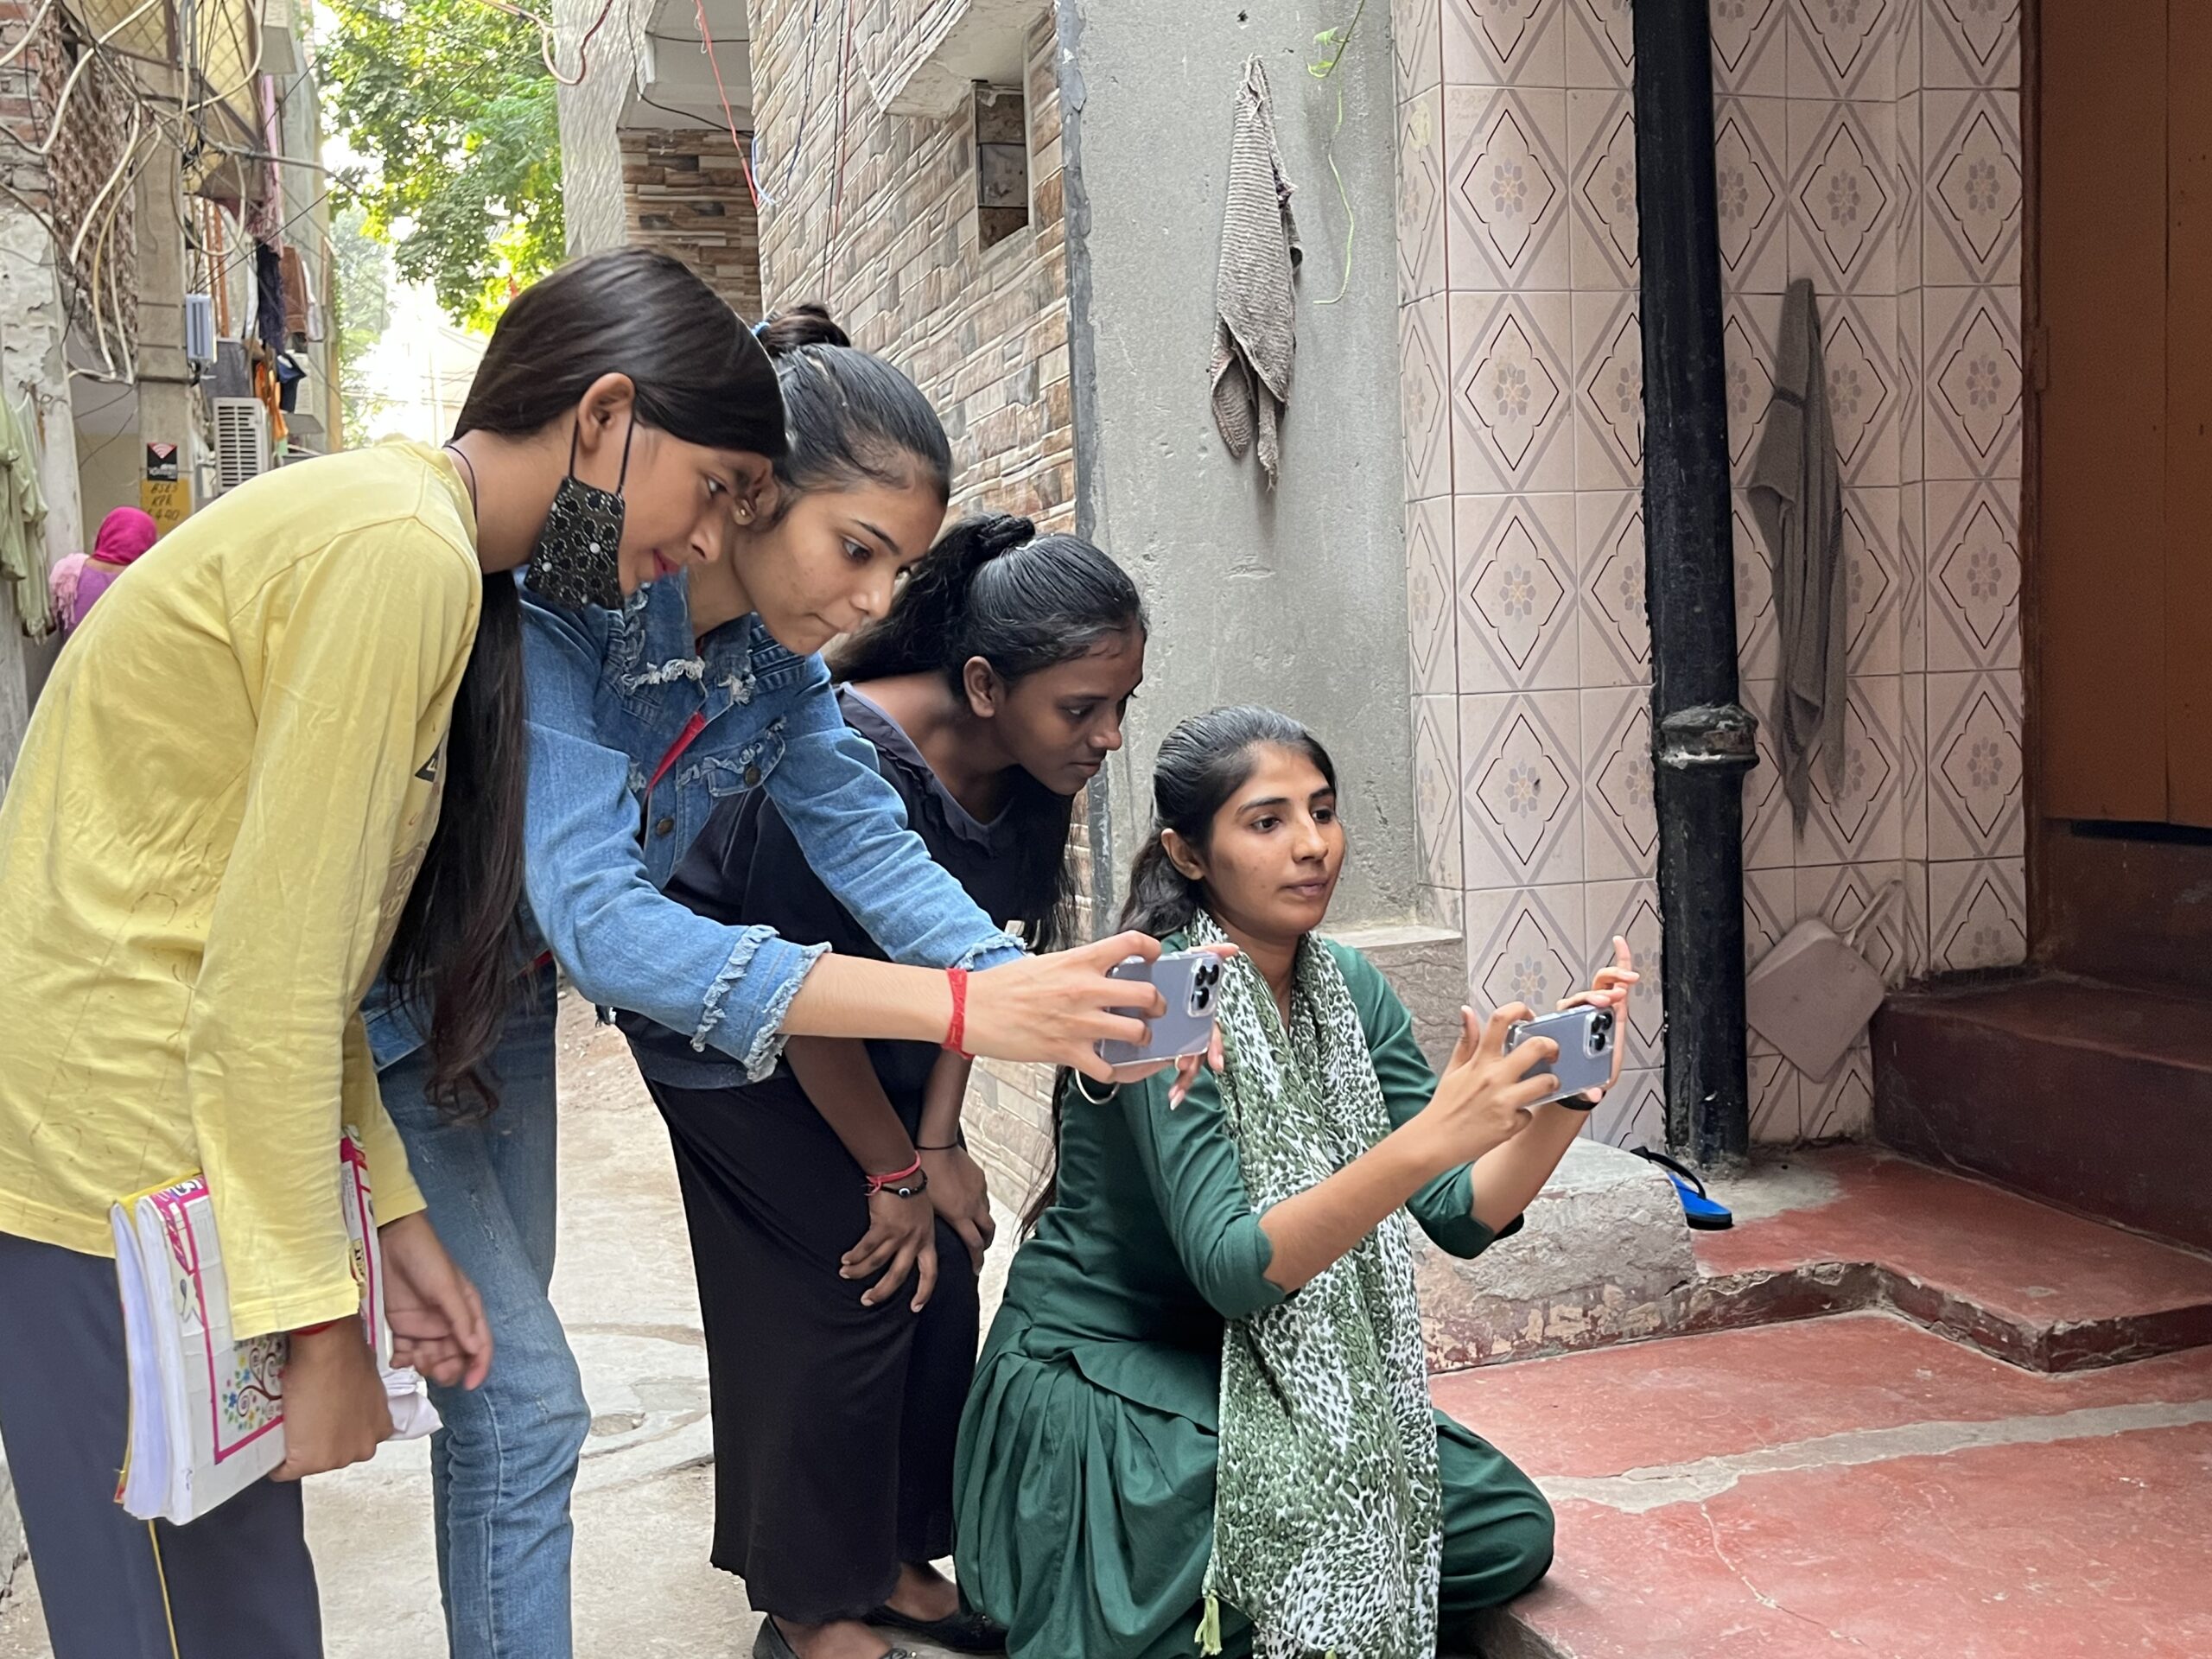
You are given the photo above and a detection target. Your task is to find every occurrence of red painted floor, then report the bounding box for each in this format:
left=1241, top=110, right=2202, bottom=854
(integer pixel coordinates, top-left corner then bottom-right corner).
left=1438, top=1313, right=2212, bottom=1657
left=1696, top=1147, right=2212, bottom=1336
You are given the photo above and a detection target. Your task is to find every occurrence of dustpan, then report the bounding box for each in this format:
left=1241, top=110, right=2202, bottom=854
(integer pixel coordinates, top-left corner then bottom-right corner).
left=1745, top=882, right=1897, bottom=1081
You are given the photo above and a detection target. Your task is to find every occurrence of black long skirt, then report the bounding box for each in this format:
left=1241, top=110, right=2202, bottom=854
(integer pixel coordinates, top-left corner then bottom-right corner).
left=646, top=1076, right=981, bottom=1624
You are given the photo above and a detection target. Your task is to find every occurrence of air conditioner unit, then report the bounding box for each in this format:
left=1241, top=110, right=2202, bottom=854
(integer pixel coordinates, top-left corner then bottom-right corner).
left=212, top=398, right=270, bottom=492
left=183, top=294, right=216, bottom=366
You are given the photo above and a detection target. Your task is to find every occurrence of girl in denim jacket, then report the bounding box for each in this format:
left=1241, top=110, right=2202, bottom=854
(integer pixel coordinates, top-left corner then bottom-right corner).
left=370, top=302, right=1177, bottom=1659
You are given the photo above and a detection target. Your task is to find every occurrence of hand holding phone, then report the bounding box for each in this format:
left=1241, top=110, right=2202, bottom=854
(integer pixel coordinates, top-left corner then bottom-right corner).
left=1503, top=1003, right=1616, bottom=1110
left=1095, top=950, right=1224, bottom=1068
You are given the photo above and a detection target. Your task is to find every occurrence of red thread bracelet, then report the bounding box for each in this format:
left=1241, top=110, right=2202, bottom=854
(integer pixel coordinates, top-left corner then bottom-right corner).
left=863, top=1155, right=924, bottom=1195
left=944, top=965, right=971, bottom=1058
left=292, top=1319, right=341, bottom=1338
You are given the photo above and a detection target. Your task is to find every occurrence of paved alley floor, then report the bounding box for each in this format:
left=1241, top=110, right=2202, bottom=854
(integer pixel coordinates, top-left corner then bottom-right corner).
left=0, top=995, right=1005, bottom=1659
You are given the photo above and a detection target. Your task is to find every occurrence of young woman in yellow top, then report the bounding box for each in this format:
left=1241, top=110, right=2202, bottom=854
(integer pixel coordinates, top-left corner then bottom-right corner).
left=0, top=248, right=1165, bottom=1659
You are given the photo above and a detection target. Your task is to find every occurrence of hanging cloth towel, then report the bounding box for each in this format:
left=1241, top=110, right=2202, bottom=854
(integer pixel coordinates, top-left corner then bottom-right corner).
left=280, top=246, right=310, bottom=339
left=0, top=393, right=52, bottom=637
left=1209, top=56, right=1300, bottom=488
left=1745, top=278, right=1846, bottom=831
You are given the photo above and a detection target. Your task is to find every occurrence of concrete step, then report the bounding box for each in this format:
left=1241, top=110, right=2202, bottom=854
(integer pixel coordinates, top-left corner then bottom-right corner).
left=1871, top=974, right=2212, bottom=1251
left=1690, top=1147, right=2212, bottom=1372
left=1438, top=1312, right=2212, bottom=1658
left=1421, top=1142, right=2212, bottom=1377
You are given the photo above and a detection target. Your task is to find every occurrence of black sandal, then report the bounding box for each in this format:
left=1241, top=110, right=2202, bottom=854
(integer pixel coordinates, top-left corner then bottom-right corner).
left=754, top=1615, right=918, bottom=1659
left=867, top=1603, right=1008, bottom=1655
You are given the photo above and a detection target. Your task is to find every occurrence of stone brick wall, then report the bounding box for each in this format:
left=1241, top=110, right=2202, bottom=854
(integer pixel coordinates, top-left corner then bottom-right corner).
left=747, top=2, right=1072, bottom=528
left=620, top=130, right=763, bottom=321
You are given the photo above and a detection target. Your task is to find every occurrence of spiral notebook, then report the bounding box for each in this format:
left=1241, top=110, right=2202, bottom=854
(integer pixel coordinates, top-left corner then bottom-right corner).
left=109, top=1129, right=440, bottom=1524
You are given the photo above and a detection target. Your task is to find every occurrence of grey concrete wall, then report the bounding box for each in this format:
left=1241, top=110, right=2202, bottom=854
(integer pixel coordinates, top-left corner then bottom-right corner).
left=554, top=0, right=640, bottom=257
left=1057, top=0, right=1418, bottom=928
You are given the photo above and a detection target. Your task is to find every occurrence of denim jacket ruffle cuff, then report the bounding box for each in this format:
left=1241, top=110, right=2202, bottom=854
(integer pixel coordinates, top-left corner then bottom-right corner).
left=689, top=925, right=833, bottom=1083
left=953, top=930, right=1029, bottom=972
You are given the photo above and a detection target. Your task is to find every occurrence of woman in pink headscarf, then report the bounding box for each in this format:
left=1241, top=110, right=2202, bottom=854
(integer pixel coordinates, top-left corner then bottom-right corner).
left=58, top=507, right=159, bottom=633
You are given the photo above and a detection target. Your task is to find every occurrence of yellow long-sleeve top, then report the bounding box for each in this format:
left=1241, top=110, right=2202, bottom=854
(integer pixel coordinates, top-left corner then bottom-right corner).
left=0, top=440, right=481, bottom=1338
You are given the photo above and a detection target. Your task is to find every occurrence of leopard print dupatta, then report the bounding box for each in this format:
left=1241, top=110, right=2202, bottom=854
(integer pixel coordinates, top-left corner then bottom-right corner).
left=1190, top=912, right=1442, bottom=1659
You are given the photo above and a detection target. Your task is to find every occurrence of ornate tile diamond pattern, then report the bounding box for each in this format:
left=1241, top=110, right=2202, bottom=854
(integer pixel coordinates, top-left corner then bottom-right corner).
left=1413, top=696, right=1461, bottom=890
left=1929, top=482, right=2019, bottom=668
left=1789, top=0, right=1895, bottom=100
left=1930, top=293, right=2023, bottom=477
left=1573, top=95, right=1639, bottom=284
left=1842, top=490, right=1900, bottom=675
left=1589, top=1068, right=1664, bottom=1152
left=1801, top=675, right=1903, bottom=865
left=1924, top=0, right=2021, bottom=89
left=1711, top=0, right=1788, bottom=97
left=1460, top=692, right=1582, bottom=887
left=1445, top=0, right=1567, bottom=87
left=1802, top=1041, right=1875, bottom=1138
left=1734, top=498, right=1779, bottom=680
left=1393, top=0, right=1443, bottom=98
left=1937, top=104, right=2025, bottom=270
left=1583, top=690, right=1659, bottom=880
left=1452, top=294, right=1576, bottom=492
left=1466, top=885, right=1587, bottom=1020
left=1578, top=297, right=1644, bottom=485
left=1929, top=670, right=2024, bottom=859
left=1822, top=302, right=1896, bottom=482
left=1451, top=92, right=1567, bottom=286
left=1397, top=91, right=1447, bottom=302
left=1713, top=102, right=1785, bottom=292
left=1565, top=0, right=1634, bottom=89
left=1586, top=878, right=1665, bottom=1069
left=1459, top=494, right=1580, bottom=690
left=1723, top=304, right=1777, bottom=467
left=1400, top=296, right=1452, bottom=502
left=1792, top=105, right=1893, bottom=289
left=1929, top=857, right=2026, bottom=972
left=1580, top=492, right=1650, bottom=688
left=1407, top=497, right=1456, bottom=696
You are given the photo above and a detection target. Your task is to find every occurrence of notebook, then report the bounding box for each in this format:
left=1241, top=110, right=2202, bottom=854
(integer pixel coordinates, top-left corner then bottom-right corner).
left=110, top=1129, right=441, bottom=1525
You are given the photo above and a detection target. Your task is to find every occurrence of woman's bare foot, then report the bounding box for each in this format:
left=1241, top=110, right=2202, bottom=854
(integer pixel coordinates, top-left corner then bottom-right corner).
left=883, top=1560, right=961, bottom=1623
left=770, top=1616, right=897, bottom=1659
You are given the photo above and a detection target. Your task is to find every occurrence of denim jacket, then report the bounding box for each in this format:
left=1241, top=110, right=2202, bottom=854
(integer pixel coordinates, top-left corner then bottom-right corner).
left=364, top=575, right=1025, bottom=1076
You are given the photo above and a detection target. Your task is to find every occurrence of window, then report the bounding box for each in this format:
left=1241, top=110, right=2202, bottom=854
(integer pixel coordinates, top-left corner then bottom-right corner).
left=975, top=81, right=1029, bottom=250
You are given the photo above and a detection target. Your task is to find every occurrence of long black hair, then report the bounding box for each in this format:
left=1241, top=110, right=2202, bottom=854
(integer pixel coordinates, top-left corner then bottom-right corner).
left=386, top=248, right=786, bottom=1116
left=753, top=301, right=953, bottom=509
left=1022, top=706, right=1338, bottom=1229
left=830, top=511, right=1147, bottom=953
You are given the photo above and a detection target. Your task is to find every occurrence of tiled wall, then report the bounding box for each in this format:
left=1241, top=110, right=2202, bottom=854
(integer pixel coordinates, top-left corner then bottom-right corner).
left=1393, top=0, right=2025, bottom=1148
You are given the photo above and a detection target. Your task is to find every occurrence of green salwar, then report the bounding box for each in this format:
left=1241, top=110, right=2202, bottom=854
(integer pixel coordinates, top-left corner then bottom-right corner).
left=952, top=941, right=1555, bottom=1659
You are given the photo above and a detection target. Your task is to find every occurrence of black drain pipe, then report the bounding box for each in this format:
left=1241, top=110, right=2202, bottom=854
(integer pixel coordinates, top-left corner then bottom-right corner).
left=1632, top=0, right=1758, bottom=1166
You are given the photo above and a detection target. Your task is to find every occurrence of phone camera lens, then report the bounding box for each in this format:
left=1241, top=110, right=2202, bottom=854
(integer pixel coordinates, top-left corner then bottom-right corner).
left=1591, top=1010, right=1614, bottom=1047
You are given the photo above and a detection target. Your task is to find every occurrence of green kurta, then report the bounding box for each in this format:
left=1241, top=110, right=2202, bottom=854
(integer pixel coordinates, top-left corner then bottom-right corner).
left=953, top=939, right=1554, bottom=1659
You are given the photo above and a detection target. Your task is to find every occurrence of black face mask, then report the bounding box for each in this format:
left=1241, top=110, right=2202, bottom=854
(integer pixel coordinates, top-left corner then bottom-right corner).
left=524, top=416, right=635, bottom=611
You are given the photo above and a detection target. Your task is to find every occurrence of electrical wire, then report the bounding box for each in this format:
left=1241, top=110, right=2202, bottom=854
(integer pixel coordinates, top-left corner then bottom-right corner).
left=692, top=0, right=758, bottom=209
left=464, top=0, right=619, bottom=88
left=23, top=0, right=166, bottom=155
left=754, top=0, right=829, bottom=209
left=0, top=0, right=56, bottom=69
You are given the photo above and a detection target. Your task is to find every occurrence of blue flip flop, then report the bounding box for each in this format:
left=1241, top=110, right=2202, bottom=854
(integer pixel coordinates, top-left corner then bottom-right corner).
left=1631, top=1147, right=1734, bottom=1230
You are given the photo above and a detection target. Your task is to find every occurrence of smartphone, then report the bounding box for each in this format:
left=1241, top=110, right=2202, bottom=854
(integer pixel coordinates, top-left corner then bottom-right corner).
left=1095, top=950, right=1224, bottom=1069
left=1504, top=1003, right=1616, bottom=1110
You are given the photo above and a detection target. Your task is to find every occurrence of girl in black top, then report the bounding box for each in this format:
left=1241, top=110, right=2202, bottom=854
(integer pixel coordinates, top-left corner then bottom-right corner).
left=626, top=514, right=1148, bottom=1659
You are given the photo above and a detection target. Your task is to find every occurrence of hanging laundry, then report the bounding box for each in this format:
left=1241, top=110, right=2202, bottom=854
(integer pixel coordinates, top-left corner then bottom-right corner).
left=1208, top=56, right=1301, bottom=488
left=1746, top=278, right=1846, bottom=832
left=0, top=392, right=53, bottom=637
left=254, top=243, right=287, bottom=357
left=280, top=246, right=309, bottom=340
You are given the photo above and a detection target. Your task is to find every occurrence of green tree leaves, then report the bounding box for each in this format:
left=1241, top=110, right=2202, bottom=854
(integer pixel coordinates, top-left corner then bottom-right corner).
left=320, top=0, right=564, bottom=332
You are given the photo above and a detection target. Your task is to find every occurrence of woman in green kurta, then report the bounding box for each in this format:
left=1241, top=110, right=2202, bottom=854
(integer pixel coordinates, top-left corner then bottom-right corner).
left=954, top=708, right=1637, bottom=1659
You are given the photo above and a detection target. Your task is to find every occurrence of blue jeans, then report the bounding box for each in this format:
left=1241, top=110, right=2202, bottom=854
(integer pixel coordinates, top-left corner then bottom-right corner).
left=381, top=965, right=588, bottom=1659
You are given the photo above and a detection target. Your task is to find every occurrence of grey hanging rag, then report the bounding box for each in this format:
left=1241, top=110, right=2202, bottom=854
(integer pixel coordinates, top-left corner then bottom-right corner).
left=1210, top=55, right=1301, bottom=486
left=1746, top=277, right=1847, bottom=831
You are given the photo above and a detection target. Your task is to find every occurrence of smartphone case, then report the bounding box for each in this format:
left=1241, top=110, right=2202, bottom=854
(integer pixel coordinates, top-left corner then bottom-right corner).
left=1505, top=1004, right=1616, bottom=1108
left=1096, top=950, right=1223, bottom=1068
